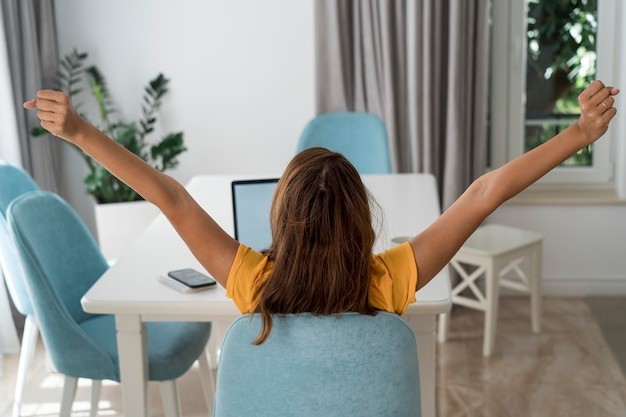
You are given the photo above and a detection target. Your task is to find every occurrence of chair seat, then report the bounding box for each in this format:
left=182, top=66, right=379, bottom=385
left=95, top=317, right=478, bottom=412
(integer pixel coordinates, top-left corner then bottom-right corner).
left=80, top=315, right=211, bottom=381
left=459, top=224, right=543, bottom=257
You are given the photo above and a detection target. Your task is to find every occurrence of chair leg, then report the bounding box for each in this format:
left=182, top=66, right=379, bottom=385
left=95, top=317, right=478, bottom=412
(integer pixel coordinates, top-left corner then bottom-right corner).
left=159, top=380, right=182, bottom=417
left=90, top=379, right=102, bottom=417
left=198, top=350, right=215, bottom=414
left=12, top=315, right=39, bottom=417
left=60, top=376, right=78, bottom=417
left=530, top=244, right=542, bottom=333
left=483, top=260, right=500, bottom=357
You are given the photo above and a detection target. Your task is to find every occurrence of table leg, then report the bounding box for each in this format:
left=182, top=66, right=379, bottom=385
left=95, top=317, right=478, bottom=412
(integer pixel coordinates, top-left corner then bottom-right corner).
left=115, top=314, right=148, bottom=417
left=404, top=315, right=436, bottom=417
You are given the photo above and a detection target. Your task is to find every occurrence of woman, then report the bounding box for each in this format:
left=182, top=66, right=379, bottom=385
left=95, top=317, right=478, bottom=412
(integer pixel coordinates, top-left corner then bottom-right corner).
left=24, top=80, right=619, bottom=342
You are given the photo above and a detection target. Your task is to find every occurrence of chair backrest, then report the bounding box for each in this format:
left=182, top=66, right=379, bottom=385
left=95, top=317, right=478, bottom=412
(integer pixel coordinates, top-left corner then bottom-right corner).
left=7, top=191, right=112, bottom=376
left=296, top=112, right=392, bottom=174
left=214, top=312, right=420, bottom=417
left=0, top=161, right=40, bottom=315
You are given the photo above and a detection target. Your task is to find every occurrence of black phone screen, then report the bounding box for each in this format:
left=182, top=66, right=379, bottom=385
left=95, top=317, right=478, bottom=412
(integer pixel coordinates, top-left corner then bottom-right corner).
left=167, top=268, right=217, bottom=288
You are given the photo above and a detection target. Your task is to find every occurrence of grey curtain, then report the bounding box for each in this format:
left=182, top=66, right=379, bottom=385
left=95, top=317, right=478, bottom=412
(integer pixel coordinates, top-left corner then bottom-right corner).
left=316, top=0, right=489, bottom=209
left=415, top=0, right=489, bottom=209
left=315, top=0, right=411, bottom=172
left=2, top=0, right=62, bottom=192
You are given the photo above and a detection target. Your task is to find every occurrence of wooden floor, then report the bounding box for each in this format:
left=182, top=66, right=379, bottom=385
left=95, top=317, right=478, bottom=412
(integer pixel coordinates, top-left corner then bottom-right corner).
left=1, top=297, right=625, bottom=417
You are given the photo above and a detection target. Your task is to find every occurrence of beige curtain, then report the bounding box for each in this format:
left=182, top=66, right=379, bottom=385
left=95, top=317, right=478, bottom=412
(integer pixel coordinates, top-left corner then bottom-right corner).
left=316, top=0, right=489, bottom=209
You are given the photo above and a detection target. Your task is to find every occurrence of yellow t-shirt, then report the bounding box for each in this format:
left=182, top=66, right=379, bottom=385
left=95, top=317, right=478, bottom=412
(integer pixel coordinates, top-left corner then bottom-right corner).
left=226, top=241, right=418, bottom=315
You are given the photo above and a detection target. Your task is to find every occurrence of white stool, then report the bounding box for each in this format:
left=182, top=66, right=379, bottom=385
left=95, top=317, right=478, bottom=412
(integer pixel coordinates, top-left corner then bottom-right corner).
left=438, top=224, right=543, bottom=356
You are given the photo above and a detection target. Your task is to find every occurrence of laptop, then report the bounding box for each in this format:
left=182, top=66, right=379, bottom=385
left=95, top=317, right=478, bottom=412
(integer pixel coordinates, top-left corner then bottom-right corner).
left=231, top=178, right=279, bottom=251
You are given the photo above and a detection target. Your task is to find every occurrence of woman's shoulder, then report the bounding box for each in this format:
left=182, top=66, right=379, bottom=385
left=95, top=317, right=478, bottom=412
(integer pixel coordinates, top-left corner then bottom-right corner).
left=232, top=244, right=272, bottom=273
left=373, top=241, right=415, bottom=268
left=370, top=242, right=418, bottom=314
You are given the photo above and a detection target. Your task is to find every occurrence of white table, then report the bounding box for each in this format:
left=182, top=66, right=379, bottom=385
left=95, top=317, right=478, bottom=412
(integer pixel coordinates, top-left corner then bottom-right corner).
left=82, top=174, right=452, bottom=417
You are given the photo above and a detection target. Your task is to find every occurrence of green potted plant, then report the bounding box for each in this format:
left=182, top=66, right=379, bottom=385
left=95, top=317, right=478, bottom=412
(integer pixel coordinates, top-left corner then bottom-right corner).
left=36, top=49, right=187, bottom=202
left=34, top=49, right=188, bottom=259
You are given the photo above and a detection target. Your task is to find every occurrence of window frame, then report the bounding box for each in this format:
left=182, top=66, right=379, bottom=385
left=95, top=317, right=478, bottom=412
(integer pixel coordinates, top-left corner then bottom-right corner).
left=490, top=0, right=618, bottom=185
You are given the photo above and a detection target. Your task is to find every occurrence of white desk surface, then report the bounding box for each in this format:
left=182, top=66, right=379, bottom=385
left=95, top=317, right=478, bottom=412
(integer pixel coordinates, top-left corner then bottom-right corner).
left=82, top=174, right=451, bottom=317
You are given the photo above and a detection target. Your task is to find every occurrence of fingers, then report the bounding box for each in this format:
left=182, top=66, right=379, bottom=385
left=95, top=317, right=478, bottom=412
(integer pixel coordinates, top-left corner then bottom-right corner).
left=24, top=91, right=69, bottom=111
left=36, top=98, right=64, bottom=112
left=579, top=81, right=620, bottom=121
left=587, top=85, right=611, bottom=108
left=23, top=90, right=75, bottom=139
left=579, top=80, right=606, bottom=101
left=598, top=96, right=615, bottom=114
left=36, top=89, right=69, bottom=104
left=23, top=91, right=68, bottom=123
left=23, top=99, right=36, bottom=109
left=39, top=120, right=58, bottom=135
left=600, top=105, right=618, bottom=126
left=37, top=110, right=57, bottom=122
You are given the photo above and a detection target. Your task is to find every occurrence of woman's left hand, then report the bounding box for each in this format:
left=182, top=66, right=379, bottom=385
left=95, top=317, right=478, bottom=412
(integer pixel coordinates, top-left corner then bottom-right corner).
left=576, top=80, right=619, bottom=144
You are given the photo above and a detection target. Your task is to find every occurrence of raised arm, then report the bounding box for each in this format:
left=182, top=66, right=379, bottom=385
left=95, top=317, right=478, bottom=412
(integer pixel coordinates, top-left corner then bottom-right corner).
left=24, top=90, right=238, bottom=287
left=410, top=80, right=619, bottom=290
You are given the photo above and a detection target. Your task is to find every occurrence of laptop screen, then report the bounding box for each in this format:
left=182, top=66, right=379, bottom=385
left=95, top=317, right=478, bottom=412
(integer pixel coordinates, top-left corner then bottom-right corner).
left=231, top=178, right=279, bottom=251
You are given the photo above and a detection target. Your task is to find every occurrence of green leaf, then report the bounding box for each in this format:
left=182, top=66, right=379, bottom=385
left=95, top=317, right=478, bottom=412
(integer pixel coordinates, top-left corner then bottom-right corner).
left=31, top=126, right=48, bottom=136
left=60, top=60, right=72, bottom=73
left=151, top=132, right=186, bottom=171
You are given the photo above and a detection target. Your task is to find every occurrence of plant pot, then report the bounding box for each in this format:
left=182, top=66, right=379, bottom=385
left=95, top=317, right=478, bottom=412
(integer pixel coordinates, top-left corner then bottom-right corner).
left=94, top=200, right=159, bottom=261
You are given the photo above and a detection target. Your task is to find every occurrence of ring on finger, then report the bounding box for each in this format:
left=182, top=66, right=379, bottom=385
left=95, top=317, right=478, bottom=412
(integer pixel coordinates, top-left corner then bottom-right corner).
left=601, top=101, right=609, bottom=109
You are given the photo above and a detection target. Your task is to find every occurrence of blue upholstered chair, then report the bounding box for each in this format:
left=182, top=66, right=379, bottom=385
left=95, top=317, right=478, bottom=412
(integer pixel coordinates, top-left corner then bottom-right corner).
left=7, top=191, right=214, bottom=417
left=214, top=312, right=421, bottom=417
left=0, top=162, right=43, bottom=417
left=296, top=112, right=392, bottom=174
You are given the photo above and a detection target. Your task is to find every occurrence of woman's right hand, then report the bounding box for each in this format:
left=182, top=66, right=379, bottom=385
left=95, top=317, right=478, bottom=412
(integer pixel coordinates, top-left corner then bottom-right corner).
left=23, top=90, right=86, bottom=144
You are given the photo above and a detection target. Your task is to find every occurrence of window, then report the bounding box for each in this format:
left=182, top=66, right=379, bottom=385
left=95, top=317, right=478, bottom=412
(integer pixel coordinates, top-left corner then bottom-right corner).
left=489, top=0, right=618, bottom=185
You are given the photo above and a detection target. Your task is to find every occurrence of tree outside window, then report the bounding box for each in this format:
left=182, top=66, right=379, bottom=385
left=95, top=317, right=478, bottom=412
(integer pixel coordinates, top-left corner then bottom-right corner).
left=525, top=0, right=597, bottom=166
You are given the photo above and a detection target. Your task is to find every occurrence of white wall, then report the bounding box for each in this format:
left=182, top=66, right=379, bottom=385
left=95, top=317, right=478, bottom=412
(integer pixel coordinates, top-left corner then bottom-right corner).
left=487, top=205, right=626, bottom=296
left=54, top=0, right=315, bottom=232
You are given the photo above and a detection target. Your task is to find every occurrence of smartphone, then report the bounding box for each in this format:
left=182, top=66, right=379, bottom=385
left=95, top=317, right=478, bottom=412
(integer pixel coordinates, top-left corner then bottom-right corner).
left=167, top=268, right=217, bottom=288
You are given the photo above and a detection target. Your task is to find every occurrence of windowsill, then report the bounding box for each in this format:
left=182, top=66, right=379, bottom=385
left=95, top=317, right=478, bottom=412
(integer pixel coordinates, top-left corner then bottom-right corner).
left=505, top=185, right=626, bottom=205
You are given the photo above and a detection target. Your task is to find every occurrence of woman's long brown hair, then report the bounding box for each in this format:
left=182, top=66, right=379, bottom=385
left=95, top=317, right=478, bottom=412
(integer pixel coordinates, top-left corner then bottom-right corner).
left=253, top=147, right=377, bottom=344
